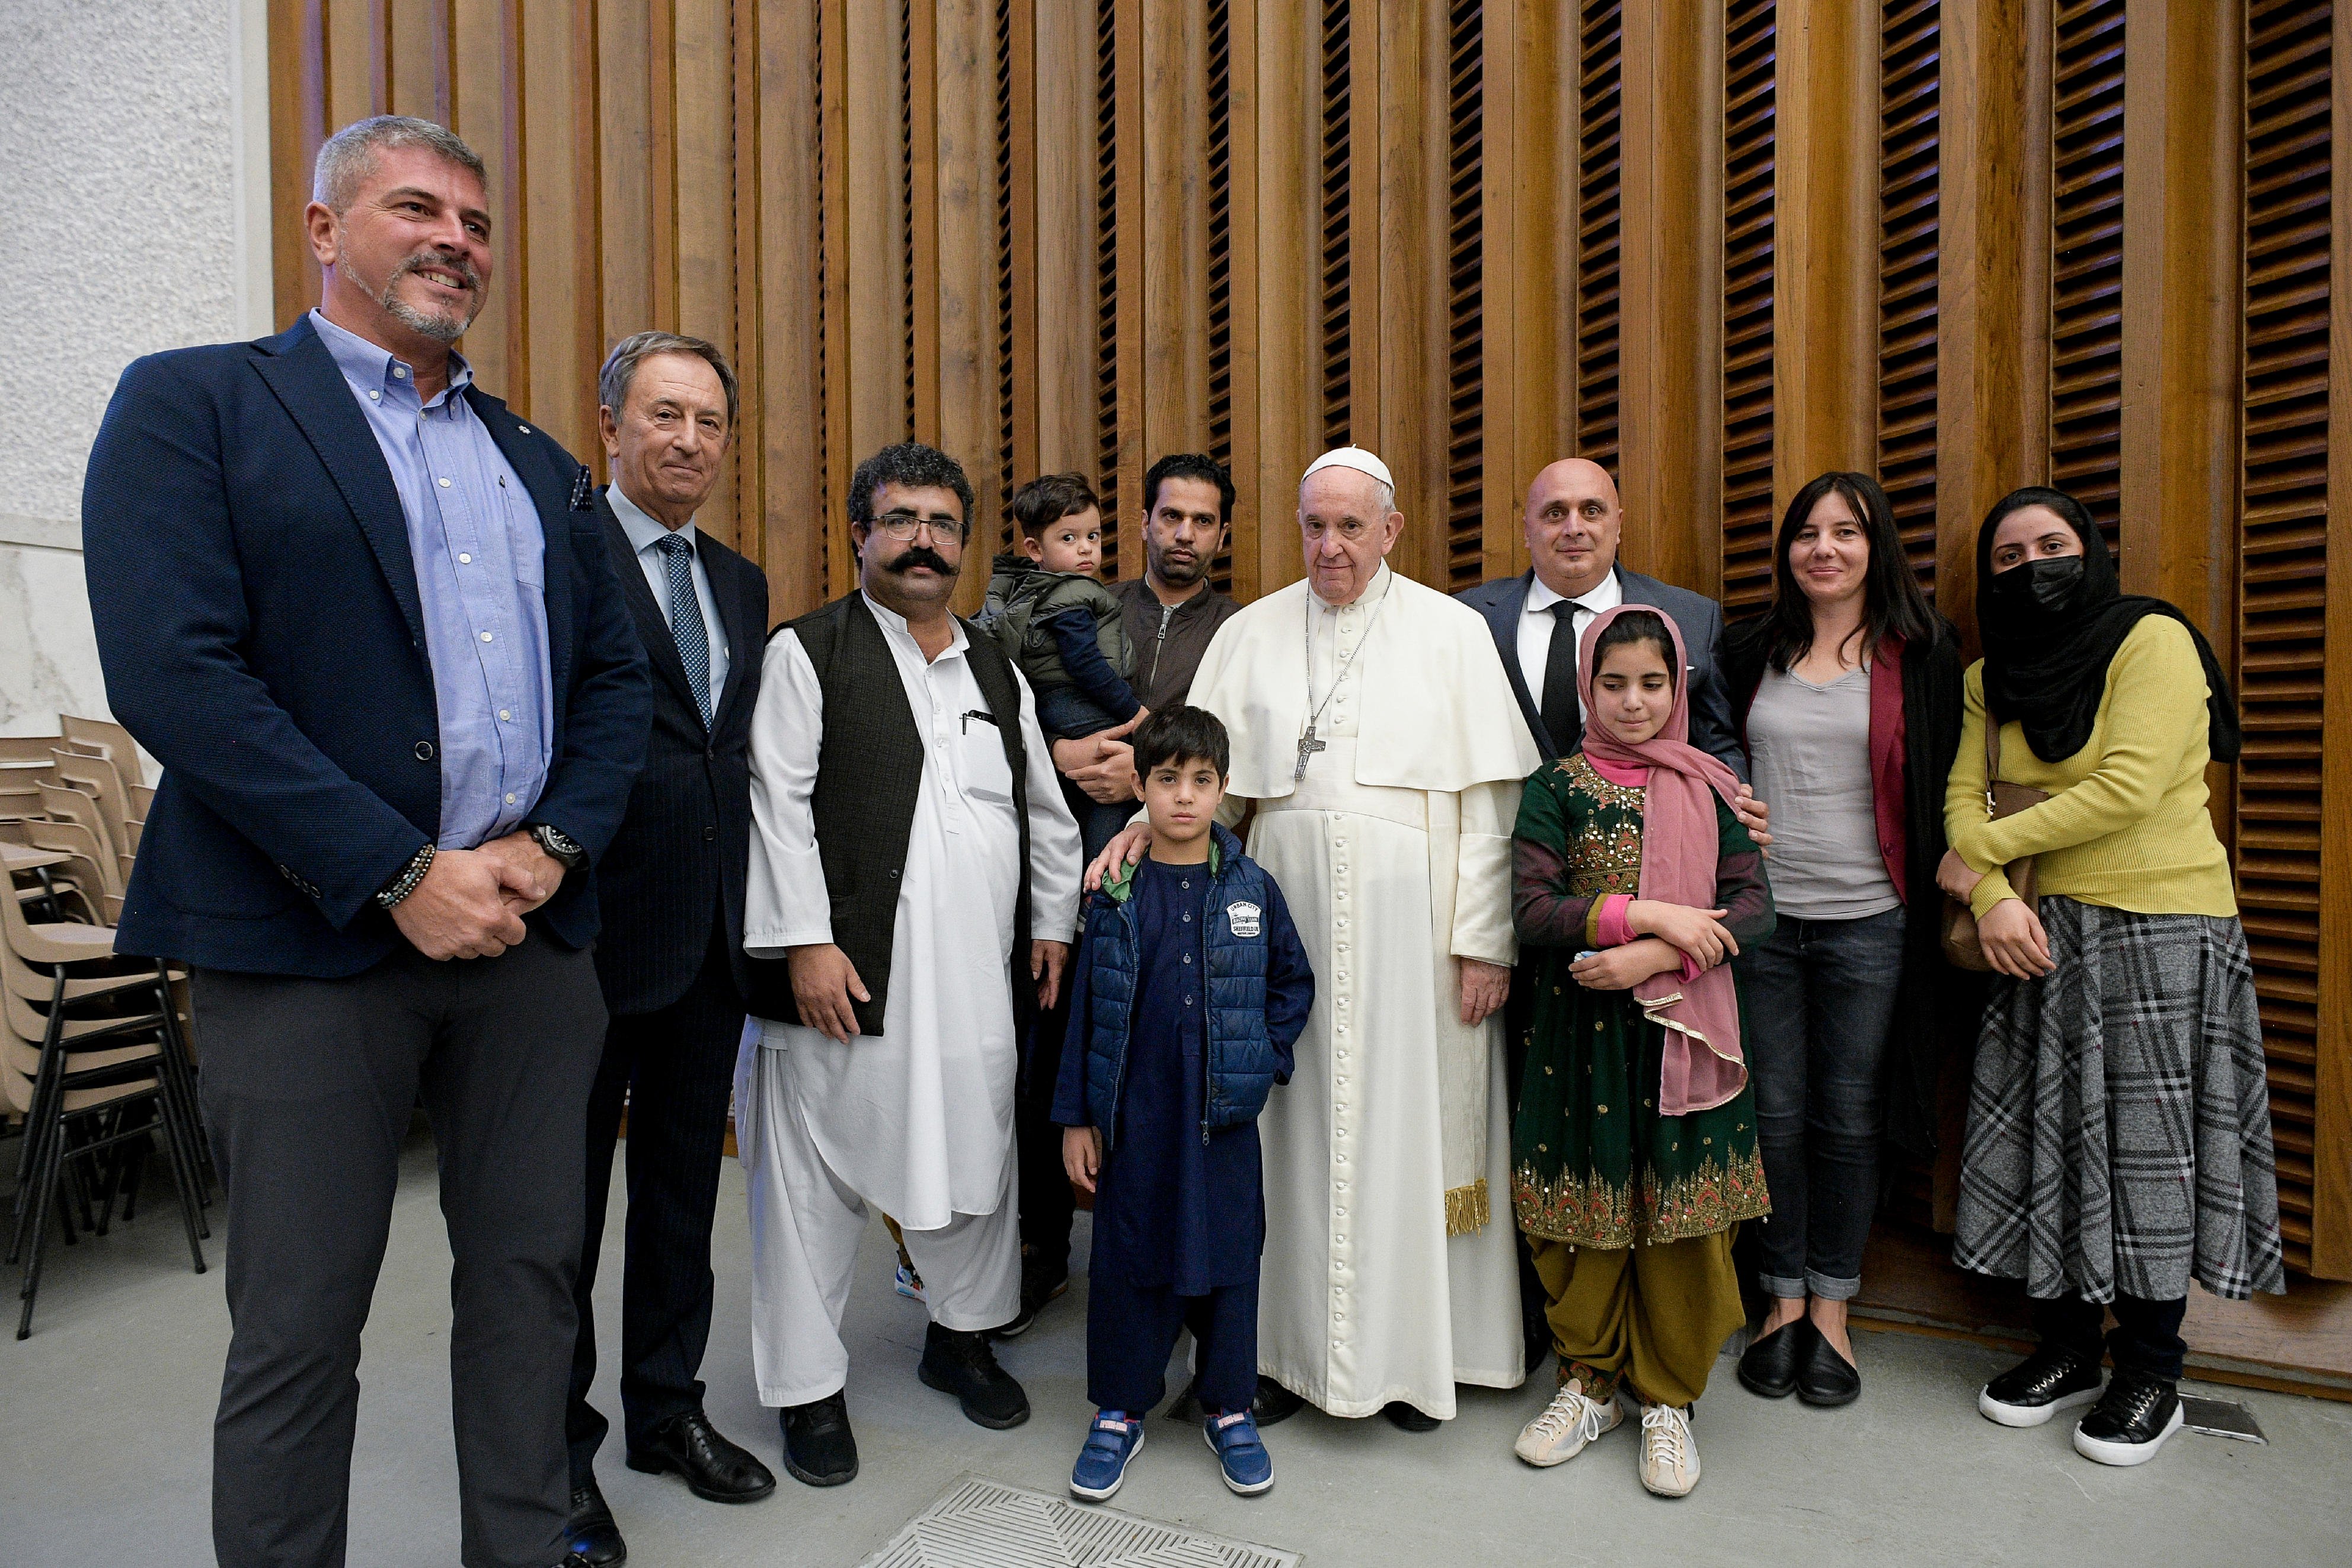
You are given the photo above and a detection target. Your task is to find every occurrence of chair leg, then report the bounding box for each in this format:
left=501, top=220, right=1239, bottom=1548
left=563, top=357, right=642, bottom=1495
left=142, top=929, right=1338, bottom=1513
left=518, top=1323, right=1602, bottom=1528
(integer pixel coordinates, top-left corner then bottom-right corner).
left=7, top=995, right=70, bottom=1266
left=154, top=965, right=215, bottom=1198
left=145, top=1086, right=207, bottom=1275
left=15, top=1097, right=71, bottom=1339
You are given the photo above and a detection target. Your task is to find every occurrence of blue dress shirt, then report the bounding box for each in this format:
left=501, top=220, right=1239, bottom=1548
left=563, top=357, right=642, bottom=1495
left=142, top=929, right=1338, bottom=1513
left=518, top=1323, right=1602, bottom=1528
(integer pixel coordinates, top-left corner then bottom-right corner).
left=608, top=482, right=731, bottom=706
left=310, top=309, right=553, bottom=848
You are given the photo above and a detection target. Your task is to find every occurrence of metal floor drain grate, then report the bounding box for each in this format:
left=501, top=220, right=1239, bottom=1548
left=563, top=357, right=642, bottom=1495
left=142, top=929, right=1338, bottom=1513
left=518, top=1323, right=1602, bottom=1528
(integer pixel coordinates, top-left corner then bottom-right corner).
left=856, top=1474, right=1303, bottom=1567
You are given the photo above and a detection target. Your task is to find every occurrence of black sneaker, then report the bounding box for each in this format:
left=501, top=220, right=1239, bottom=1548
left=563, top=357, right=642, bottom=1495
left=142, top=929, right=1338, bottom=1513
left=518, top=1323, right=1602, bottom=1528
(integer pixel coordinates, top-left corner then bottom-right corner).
left=919, top=1322, right=1032, bottom=1428
left=1251, top=1375, right=1307, bottom=1426
left=1978, top=1345, right=2104, bottom=1428
left=2073, top=1369, right=2184, bottom=1467
left=994, top=1250, right=1071, bottom=1339
left=778, top=1391, right=859, bottom=1487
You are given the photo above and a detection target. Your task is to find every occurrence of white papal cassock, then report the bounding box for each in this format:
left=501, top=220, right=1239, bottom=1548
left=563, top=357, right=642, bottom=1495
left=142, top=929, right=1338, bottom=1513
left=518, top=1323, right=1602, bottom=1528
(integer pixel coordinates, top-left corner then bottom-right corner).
left=734, top=593, right=1079, bottom=1406
left=1188, top=564, right=1541, bottom=1419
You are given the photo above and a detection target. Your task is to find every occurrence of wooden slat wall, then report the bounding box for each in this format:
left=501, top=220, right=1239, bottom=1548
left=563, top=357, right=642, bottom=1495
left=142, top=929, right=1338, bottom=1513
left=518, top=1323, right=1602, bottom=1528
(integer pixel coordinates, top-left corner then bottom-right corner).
left=266, top=1, right=2352, bottom=1289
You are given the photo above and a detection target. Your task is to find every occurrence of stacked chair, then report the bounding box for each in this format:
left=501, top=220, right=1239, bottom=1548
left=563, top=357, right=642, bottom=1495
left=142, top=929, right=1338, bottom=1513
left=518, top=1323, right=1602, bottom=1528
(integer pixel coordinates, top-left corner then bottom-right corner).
left=2, top=718, right=209, bottom=1338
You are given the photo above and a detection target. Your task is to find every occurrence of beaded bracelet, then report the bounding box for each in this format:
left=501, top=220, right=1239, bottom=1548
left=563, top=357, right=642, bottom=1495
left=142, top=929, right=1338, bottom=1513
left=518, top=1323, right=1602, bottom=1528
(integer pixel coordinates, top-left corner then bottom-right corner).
left=375, top=843, right=437, bottom=909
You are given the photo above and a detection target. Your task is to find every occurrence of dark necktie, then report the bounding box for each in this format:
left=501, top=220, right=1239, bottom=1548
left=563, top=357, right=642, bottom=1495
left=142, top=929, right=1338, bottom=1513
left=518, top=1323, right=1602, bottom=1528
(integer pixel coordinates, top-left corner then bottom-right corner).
left=654, top=532, right=714, bottom=727
left=1539, top=600, right=1583, bottom=756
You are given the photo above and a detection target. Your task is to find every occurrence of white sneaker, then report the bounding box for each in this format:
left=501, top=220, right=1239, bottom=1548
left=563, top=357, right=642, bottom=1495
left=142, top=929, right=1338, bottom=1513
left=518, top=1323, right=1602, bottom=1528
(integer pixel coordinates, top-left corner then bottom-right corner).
left=894, top=1260, right=928, bottom=1304
left=1637, top=1403, right=1701, bottom=1497
left=1514, top=1378, right=1622, bottom=1467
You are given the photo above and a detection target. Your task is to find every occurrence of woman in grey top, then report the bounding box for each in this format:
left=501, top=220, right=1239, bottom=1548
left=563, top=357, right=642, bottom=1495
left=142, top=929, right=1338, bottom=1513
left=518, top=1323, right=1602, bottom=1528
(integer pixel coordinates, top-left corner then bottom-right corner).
left=1722, top=472, right=1964, bottom=1406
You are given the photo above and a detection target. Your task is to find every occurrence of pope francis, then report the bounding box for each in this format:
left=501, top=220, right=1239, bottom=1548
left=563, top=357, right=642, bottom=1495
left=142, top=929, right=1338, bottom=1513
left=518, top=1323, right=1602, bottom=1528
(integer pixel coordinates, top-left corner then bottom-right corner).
left=1096, top=446, right=1539, bottom=1428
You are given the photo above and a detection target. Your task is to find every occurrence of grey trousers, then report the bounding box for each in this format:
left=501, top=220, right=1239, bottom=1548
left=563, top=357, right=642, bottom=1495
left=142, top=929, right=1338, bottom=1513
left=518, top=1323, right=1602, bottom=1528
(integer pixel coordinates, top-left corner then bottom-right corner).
left=193, top=929, right=606, bottom=1568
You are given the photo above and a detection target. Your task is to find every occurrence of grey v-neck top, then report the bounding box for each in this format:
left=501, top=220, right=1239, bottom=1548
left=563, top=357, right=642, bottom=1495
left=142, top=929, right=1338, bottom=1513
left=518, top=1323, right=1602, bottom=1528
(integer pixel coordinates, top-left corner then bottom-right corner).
left=1747, top=664, right=1900, bottom=920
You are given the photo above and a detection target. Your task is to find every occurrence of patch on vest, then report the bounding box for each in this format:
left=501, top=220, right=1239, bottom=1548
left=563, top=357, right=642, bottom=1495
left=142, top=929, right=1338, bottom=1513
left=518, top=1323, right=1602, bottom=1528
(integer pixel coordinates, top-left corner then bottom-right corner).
left=1225, top=900, right=1262, bottom=938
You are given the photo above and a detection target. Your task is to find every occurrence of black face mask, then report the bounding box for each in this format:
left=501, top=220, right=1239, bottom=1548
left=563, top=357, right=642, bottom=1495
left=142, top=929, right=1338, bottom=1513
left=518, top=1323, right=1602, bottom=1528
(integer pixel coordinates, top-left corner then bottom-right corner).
left=1988, top=555, right=2085, bottom=617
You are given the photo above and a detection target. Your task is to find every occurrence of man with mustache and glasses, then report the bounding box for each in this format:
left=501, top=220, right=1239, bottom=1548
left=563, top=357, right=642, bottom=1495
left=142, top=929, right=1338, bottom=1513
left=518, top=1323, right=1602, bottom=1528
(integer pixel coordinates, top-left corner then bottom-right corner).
left=734, top=443, right=1081, bottom=1489
left=81, top=116, right=651, bottom=1568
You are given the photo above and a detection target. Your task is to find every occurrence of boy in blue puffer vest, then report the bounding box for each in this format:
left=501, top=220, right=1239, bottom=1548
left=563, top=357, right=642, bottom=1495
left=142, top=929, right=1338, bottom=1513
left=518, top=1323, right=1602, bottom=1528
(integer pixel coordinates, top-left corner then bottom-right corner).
left=1053, top=705, right=1314, bottom=1503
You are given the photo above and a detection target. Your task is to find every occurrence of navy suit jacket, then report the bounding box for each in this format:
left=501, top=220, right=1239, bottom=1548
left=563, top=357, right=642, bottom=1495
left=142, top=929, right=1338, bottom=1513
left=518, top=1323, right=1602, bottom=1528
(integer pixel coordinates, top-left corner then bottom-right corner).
left=590, top=490, right=769, bottom=1016
left=81, top=315, right=653, bottom=978
left=1455, top=567, right=1747, bottom=780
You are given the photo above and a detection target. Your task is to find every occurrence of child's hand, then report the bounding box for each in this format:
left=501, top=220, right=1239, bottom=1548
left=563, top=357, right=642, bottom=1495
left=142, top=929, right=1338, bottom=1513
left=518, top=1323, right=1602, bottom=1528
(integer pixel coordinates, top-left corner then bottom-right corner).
left=1627, top=900, right=1739, bottom=967
left=1570, top=938, right=1682, bottom=991
left=1062, top=1125, right=1103, bottom=1193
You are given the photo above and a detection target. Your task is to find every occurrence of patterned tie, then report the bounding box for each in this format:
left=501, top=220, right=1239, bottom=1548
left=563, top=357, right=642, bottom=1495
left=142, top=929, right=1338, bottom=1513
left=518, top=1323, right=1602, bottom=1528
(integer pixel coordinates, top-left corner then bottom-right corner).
left=1539, top=600, right=1583, bottom=755
left=654, top=532, right=713, bottom=727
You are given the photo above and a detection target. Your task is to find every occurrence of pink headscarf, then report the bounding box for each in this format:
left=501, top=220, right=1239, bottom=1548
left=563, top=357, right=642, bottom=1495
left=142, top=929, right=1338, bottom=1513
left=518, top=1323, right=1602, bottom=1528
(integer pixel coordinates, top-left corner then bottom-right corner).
left=1577, top=603, right=1749, bottom=1115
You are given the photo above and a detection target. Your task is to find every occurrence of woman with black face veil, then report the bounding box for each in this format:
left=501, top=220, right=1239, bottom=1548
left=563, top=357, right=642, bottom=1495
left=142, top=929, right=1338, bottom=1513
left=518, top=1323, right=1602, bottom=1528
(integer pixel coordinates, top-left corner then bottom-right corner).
left=1935, top=486, right=2283, bottom=1468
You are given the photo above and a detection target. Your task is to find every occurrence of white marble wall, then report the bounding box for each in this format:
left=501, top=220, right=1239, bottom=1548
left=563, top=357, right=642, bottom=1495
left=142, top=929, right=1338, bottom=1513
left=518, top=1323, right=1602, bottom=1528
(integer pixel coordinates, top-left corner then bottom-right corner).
left=0, top=0, right=273, bottom=742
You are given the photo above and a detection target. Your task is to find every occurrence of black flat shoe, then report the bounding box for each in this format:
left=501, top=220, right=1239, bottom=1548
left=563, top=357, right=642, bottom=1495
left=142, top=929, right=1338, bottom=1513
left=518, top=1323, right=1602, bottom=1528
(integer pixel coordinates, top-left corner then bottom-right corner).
left=1382, top=1401, right=1441, bottom=1433
left=1795, top=1323, right=1861, bottom=1406
left=1251, top=1376, right=1307, bottom=1426
left=627, top=1409, right=777, bottom=1502
left=565, top=1479, right=627, bottom=1567
left=1737, top=1317, right=1808, bottom=1399
left=918, top=1322, right=1032, bottom=1428
left=778, top=1391, right=860, bottom=1487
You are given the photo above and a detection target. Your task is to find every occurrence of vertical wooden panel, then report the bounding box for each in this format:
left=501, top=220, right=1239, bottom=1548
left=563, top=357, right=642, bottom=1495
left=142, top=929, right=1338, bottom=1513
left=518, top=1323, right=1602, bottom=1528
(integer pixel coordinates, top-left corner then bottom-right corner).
left=1619, top=0, right=1724, bottom=591
left=1005, top=0, right=1038, bottom=534
left=450, top=0, right=525, bottom=404
left=2050, top=0, right=2129, bottom=551
left=842, top=0, right=909, bottom=476
left=1101, top=0, right=1143, bottom=568
left=1574, top=1, right=1624, bottom=468
left=1033, top=1, right=1097, bottom=478
left=753, top=0, right=826, bottom=618
left=1140, top=0, right=1209, bottom=473
left=928, top=0, right=1003, bottom=610
left=1203, top=0, right=1238, bottom=591
left=1216, top=0, right=1258, bottom=595
left=514, top=0, right=602, bottom=457
left=388, top=0, right=453, bottom=121
left=2315, top=0, right=2352, bottom=1278
left=269, top=0, right=330, bottom=325
left=1442, top=1, right=1486, bottom=591
left=327, top=0, right=388, bottom=129
left=1372, top=0, right=1445, bottom=589
left=1879, top=0, right=1941, bottom=585
left=1251, top=0, right=1321, bottom=599
left=2241, top=0, right=2339, bottom=1278
left=1318, top=0, right=1353, bottom=453
left=1719, top=0, right=1778, bottom=612
left=675, top=0, right=741, bottom=546
left=1477, top=0, right=1564, bottom=585
left=598, top=0, right=657, bottom=406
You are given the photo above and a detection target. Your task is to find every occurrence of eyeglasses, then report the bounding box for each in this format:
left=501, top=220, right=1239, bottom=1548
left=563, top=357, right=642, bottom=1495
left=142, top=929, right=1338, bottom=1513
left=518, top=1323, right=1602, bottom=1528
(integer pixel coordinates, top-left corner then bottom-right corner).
left=867, top=511, right=967, bottom=543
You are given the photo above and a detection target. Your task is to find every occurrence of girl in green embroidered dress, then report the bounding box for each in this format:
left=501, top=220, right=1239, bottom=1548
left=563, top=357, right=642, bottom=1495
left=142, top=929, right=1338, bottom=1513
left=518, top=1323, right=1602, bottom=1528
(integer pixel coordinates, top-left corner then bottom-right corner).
left=1506, top=607, right=1773, bottom=1498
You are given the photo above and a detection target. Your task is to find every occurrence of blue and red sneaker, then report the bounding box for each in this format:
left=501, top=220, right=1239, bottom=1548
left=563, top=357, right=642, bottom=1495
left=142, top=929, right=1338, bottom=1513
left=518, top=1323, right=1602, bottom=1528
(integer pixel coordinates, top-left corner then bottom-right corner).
left=1203, top=1409, right=1273, bottom=1496
left=1070, top=1410, right=1145, bottom=1502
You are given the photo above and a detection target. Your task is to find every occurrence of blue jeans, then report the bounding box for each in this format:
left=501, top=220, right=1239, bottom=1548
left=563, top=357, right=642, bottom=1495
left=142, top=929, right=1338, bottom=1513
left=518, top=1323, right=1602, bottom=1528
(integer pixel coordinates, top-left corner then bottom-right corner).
left=1734, top=905, right=1907, bottom=1300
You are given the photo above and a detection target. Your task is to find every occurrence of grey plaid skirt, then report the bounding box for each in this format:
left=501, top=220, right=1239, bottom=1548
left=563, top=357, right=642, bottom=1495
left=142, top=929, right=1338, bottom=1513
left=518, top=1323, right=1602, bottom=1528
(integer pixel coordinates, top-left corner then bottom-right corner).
left=1953, top=896, right=2286, bottom=1303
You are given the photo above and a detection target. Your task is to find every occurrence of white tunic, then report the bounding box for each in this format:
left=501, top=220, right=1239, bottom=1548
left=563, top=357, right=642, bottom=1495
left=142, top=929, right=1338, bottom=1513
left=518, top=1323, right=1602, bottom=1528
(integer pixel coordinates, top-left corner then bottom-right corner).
left=741, top=593, right=1081, bottom=1231
left=1189, top=565, right=1538, bottom=1417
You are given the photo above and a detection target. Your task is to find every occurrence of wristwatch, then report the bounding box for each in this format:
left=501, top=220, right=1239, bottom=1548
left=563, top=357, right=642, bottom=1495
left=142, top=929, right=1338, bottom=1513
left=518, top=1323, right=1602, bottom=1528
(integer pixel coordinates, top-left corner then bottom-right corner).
left=528, top=821, right=587, bottom=870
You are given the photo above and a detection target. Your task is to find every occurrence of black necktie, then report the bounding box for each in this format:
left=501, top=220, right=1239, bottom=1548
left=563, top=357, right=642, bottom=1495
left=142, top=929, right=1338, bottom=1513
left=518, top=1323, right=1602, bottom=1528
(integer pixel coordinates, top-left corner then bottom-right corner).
left=1539, top=600, right=1582, bottom=755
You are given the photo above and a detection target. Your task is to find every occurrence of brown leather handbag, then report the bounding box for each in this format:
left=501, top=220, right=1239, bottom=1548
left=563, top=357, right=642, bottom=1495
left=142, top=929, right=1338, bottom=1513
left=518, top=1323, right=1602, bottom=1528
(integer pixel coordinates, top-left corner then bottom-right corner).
left=1940, top=718, right=2049, bottom=972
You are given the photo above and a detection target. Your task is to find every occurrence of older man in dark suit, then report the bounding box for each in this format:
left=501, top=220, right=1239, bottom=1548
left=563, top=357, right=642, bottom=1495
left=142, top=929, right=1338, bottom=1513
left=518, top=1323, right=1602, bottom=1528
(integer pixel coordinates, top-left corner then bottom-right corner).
left=1456, top=457, right=1768, bottom=1371
left=563, top=332, right=774, bottom=1564
left=81, top=116, right=650, bottom=1568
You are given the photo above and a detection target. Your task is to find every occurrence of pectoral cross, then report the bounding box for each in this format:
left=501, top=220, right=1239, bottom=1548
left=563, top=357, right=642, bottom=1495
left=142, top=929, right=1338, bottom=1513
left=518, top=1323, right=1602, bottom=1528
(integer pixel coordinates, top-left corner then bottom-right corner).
left=1294, top=725, right=1326, bottom=782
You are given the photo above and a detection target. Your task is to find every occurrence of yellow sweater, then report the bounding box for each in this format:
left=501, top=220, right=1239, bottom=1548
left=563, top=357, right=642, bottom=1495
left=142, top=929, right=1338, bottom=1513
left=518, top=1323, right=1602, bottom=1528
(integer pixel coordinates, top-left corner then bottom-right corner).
left=1946, top=615, right=2236, bottom=920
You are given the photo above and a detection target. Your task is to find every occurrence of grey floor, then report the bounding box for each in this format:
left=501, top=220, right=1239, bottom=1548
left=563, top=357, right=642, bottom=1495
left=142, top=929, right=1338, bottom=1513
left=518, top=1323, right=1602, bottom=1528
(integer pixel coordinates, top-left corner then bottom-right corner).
left=5, top=1126, right=2351, bottom=1568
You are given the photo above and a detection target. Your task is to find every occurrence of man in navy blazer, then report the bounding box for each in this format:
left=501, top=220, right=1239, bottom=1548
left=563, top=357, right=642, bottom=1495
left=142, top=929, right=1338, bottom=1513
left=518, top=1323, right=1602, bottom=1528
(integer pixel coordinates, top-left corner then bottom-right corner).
left=82, top=117, right=648, bottom=1568
left=1455, top=457, right=1766, bottom=1374
left=1456, top=457, right=1750, bottom=777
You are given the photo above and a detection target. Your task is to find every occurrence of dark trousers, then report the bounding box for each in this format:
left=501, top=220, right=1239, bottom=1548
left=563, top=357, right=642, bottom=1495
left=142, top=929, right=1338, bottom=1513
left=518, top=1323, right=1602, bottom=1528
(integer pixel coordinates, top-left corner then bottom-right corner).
left=1735, top=906, right=1907, bottom=1300
left=1086, top=1271, right=1260, bottom=1416
left=193, top=929, right=606, bottom=1568
left=1018, top=984, right=1078, bottom=1276
left=2034, top=1292, right=2190, bottom=1382
left=567, top=924, right=747, bottom=1484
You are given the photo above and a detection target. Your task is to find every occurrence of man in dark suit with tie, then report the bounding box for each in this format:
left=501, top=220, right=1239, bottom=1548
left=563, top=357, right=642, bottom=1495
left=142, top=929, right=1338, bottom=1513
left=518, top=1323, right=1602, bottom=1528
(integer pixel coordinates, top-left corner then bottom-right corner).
left=80, top=116, right=651, bottom=1568
left=564, top=332, right=775, bottom=1564
left=1456, top=457, right=1752, bottom=776
left=1456, top=456, right=1768, bottom=1371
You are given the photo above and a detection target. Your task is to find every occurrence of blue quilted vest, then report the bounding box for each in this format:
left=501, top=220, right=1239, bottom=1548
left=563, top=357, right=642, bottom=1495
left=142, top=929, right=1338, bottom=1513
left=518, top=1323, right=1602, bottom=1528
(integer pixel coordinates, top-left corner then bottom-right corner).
left=1076, top=823, right=1283, bottom=1147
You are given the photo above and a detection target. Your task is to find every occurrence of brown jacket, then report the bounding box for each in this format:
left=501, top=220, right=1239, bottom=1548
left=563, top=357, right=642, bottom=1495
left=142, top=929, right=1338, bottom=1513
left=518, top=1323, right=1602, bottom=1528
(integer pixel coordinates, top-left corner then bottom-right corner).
left=1113, top=575, right=1242, bottom=713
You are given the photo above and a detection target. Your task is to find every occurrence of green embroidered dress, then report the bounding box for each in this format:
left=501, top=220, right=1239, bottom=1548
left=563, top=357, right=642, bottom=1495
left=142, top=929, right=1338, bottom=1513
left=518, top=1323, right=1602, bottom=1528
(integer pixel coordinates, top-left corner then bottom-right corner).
left=1511, top=754, right=1775, bottom=1249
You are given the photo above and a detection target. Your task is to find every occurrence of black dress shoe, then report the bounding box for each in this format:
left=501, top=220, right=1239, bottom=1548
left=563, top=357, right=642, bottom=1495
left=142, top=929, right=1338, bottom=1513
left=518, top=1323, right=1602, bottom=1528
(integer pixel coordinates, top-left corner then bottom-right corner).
left=627, top=1409, right=777, bottom=1503
left=565, top=1479, right=627, bottom=1567
left=918, top=1322, right=1032, bottom=1428
left=1795, top=1322, right=1861, bottom=1406
left=1382, top=1401, right=1441, bottom=1432
left=1737, top=1317, right=1808, bottom=1399
left=778, top=1391, right=860, bottom=1487
left=994, top=1249, right=1071, bottom=1339
left=1251, top=1375, right=1307, bottom=1426
left=2072, top=1369, right=2184, bottom=1467
left=1978, top=1344, right=2104, bottom=1428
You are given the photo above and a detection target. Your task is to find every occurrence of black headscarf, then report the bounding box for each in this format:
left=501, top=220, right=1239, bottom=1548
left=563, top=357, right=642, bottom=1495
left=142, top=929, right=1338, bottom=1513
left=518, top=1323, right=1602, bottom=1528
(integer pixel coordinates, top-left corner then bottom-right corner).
left=1973, top=487, right=2241, bottom=766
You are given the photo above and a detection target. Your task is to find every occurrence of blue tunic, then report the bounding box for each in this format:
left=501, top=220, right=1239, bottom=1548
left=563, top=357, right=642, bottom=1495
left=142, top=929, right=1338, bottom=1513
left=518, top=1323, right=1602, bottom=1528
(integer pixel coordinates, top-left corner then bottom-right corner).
left=1091, top=854, right=1266, bottom=1294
